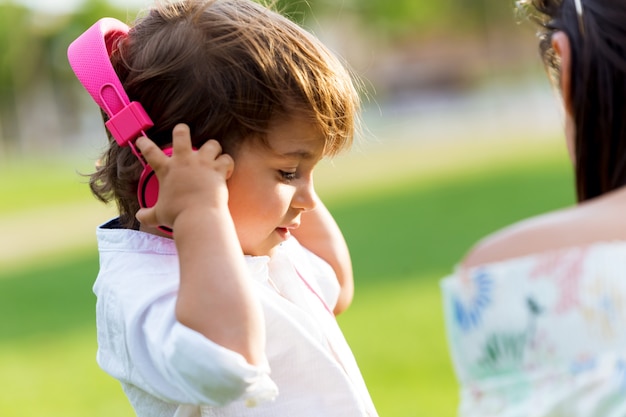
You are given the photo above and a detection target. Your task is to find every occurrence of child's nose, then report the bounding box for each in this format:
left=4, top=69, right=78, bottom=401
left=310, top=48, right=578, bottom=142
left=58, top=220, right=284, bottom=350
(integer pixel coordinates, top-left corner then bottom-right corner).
left=292, top=177, right=317, bottom=212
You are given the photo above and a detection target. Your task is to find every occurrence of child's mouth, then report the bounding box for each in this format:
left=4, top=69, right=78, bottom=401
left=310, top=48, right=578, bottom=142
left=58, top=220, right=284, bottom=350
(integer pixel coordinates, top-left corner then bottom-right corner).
left=275, top=227, right=290, bottom=240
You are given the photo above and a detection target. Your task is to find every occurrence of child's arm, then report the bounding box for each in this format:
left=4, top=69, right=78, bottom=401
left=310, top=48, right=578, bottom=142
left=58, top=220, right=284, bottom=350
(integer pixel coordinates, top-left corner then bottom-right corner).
left=135, top=124, right=265, bottom=366
left=292, top=199, right=354, bottom=315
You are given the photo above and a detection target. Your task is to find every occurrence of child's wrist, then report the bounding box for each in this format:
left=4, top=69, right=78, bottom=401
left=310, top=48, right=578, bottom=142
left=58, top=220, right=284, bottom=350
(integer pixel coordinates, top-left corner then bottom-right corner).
left=172, top=204, right=232, bottom=233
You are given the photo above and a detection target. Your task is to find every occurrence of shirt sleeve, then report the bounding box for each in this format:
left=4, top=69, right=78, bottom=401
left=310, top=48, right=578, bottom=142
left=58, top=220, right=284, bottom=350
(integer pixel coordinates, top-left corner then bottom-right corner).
left=94, top=264, right=278, bottom=408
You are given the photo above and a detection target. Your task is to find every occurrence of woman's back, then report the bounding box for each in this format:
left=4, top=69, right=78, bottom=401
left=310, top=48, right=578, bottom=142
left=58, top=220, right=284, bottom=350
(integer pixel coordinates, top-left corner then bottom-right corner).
left=464, top=186, right=626, bottom=268
left=442, top=202, right=626, bottom=415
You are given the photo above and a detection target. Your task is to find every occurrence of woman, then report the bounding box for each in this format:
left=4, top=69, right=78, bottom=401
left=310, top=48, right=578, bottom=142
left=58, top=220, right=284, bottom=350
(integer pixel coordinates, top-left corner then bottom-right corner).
left=442, top=0, right=626, bottom=415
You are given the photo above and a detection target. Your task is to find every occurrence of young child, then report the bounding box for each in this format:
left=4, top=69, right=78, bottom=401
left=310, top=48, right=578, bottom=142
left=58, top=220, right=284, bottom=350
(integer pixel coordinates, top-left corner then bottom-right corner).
left=68, top=0, right=378, bottom=416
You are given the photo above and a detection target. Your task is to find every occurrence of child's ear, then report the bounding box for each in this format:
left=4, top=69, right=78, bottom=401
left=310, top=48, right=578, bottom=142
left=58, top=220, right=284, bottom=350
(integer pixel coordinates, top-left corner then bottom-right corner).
left=551, top=31, right=573, bottom=116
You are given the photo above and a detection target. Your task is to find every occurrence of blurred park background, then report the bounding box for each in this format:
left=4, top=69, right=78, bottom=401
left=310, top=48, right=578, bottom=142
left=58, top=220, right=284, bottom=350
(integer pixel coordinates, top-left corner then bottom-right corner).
left=0, top=0, right=575, bottom=416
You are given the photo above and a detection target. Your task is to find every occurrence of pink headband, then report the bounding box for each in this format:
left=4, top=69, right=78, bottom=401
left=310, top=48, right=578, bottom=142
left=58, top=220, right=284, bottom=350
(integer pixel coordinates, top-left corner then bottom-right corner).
left=67, top=18, right=153, bottom=151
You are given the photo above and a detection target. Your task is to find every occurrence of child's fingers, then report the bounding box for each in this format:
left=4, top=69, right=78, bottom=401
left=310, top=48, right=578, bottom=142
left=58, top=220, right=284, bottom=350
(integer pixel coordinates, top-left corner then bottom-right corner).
left=198, top=138, right=223, bottom=158
left=171, top=123, right=193, bottom=154
left=136, top=136, right=167, bottom=168
left=135, top=207, right=158, bottom=228
left=216, top=152, right=235, bottom=179
left=199, top=139, right=233, bottom=173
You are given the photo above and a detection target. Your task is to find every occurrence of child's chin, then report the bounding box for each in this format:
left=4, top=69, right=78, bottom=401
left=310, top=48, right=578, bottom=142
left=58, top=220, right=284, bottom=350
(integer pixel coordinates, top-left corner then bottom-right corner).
left=242, top=239, right=281, bottom=257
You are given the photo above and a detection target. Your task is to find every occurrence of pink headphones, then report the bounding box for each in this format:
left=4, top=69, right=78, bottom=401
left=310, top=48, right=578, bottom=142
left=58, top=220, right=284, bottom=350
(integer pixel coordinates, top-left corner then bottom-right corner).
left=67, top=18, right=172, bottom=233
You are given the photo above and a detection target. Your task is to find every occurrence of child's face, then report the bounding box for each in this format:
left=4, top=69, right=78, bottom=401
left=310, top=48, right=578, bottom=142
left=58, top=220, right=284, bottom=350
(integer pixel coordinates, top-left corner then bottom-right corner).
left=227, top=116, right=325, bottom=256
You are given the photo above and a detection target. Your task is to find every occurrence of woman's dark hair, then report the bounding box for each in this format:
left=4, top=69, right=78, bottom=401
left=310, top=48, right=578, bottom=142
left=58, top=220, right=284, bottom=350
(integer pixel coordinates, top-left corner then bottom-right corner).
left=89, top=0, right=360, bottom=228
left=522, top=0, right=626, bottom=202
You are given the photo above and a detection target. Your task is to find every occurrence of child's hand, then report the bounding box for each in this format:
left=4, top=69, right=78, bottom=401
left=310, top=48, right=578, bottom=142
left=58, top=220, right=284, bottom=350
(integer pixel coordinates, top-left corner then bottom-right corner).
left=135, top=123, right=234, bottom=230
left=136, top=125, right=264, bottom=366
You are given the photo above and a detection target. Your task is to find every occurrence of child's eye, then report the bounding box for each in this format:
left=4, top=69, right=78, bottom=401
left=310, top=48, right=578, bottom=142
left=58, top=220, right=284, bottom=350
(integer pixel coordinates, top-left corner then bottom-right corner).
left=279, top=170, right=297, bottom=181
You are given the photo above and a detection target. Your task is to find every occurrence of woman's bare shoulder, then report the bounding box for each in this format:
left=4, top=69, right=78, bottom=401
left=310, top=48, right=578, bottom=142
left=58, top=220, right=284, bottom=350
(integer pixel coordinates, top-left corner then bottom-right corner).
left=462, top=187, right=626, bottom=268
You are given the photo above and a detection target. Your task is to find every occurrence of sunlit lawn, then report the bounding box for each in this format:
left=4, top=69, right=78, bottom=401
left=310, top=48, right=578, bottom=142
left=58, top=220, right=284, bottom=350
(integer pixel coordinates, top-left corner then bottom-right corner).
left=0, top=136, right=574, bottom=416
left=0, top=157, right=96, bottom=215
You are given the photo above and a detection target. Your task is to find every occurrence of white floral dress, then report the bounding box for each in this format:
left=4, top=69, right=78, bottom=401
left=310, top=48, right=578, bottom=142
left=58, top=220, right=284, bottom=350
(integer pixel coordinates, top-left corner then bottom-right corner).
left=441, top=241, right=626, bottom=417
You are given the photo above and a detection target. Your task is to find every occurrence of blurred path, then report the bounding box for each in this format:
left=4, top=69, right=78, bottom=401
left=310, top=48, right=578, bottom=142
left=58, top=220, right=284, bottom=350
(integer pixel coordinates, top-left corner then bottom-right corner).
left=363, top=79, right=561, bottom=146
left=0, top=202, right=115, bottom=272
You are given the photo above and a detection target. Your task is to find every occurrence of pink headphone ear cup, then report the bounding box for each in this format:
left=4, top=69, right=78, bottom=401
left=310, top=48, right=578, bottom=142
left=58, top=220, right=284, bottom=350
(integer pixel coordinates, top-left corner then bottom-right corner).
left=137, top=147, right=174, bottom=235
left=138, top=166, right=159, bottom=208
left=137, top=147, right=173, bottom=209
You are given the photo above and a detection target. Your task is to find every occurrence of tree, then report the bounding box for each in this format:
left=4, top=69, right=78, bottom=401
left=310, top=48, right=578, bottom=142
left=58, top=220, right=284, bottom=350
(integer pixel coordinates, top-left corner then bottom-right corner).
left=0, top=0, right=130, bottom=155
left=0, top=3, right=41, bottom=152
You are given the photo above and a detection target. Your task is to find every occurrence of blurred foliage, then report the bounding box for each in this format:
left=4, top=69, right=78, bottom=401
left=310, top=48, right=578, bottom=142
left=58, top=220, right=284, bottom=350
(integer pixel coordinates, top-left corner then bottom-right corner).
left=0, top=3, right=40, bottom=142
left=0, top=0, right=127, bottom=149
left=0, top=4, right=38, bottom=93
left=276, top=0, right=519, bottom=36
left=0, top=0, right=526, bottom=150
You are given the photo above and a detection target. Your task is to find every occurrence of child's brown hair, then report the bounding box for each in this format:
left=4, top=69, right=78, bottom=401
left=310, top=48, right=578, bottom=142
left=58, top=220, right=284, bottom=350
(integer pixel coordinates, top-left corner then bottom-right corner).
left=90, top=0, right=361, bottom=229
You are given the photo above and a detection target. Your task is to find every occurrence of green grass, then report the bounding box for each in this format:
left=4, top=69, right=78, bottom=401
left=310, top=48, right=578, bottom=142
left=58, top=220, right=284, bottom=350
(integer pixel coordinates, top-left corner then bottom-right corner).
left=0, top=138, right=574, bottom=416
left=0, top=252, right=135, bottom=416
left=0, top=156, right=96, bottom=215
left=332, top=154, right=575, bottom=284
left=0, top=332, right=134, bottom=417
left=339, top=277, right=457, bottom=417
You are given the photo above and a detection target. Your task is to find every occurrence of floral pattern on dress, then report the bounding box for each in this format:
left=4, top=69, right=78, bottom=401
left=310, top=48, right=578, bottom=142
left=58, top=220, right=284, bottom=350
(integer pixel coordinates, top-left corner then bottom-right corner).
left=441, top=242, right=626, bottom=417
left=452, top=269, right=492, bottom=332
left=476, top=296, right=543, bottom=373
left=580, top=275, right=626, bottom=340
left=529, top=247, right=587, bottom=314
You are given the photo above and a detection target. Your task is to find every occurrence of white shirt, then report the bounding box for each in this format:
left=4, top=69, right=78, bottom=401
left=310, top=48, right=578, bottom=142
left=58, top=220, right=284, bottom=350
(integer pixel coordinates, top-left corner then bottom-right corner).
left=94, top=219, right=378, bottom=417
